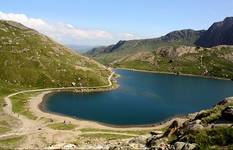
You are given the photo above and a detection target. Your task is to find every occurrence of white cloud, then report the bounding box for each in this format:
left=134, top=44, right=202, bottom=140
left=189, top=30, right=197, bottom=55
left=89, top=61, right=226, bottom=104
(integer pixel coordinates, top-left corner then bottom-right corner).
left=0, top=11, right=139, bottom=45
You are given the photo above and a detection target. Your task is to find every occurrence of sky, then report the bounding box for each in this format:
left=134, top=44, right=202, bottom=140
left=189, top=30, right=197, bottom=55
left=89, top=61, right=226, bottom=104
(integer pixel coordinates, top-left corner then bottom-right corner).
left=0, top=0, right=233, bottom=46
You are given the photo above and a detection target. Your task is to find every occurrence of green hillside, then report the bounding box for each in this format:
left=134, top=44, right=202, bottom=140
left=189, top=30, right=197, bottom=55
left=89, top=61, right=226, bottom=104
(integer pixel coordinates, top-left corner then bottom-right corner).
left=86, top=29, right=204, bottom=64
left=0, top=20, right=110, bottom=88
left=113, top=45, right=233, bottom=79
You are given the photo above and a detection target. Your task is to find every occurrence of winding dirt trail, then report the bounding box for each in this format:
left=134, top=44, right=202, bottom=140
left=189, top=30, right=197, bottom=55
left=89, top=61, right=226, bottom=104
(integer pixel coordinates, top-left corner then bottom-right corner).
left=0, top=72, right=114, bottom=138
left=0, top=70, right=179, bottom=148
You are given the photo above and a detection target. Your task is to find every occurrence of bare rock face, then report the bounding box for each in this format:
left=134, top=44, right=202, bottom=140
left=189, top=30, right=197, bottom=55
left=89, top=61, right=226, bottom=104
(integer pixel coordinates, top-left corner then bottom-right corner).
left=217, top=97, right=233, bottom=106
left=222, top=106, right=233, bottom=121
left=155, top=46, right=198, bottom=58
left=196, top=17, right=233, bottom=47
left=163, top=120, right=182, bottom=137
left=174, top=142, right=186, bottom=150
left=194, top=110, right=210, bottom=120
left=174, top=142, right=198, bottom=150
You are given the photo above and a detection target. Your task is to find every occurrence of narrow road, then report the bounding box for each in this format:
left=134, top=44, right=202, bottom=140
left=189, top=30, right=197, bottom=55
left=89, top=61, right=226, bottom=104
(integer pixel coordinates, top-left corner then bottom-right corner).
left=1, top=71, right=115, bottom=138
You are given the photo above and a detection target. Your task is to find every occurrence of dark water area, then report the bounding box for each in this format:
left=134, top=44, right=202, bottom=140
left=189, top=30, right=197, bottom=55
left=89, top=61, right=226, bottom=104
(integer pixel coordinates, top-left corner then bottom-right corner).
left=44, top=69, right=233, bottom=125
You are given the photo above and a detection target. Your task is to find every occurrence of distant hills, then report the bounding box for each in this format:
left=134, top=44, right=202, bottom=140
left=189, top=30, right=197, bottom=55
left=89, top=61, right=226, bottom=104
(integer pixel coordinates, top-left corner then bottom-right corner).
left=0, top=20, right=110, bottom=88
left=86, top=17, right=233, bottom=79
left=67, top=45, right=95, bottom=53
left=86, top=29, right=204, bottom=64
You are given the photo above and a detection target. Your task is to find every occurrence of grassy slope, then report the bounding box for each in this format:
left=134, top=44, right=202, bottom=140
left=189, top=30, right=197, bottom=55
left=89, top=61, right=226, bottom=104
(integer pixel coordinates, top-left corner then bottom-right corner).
left=113, top=46, right=233, bottom=79
left=0, top=20, right=110, bottom=88
left=0, top=20, right=112, bottom=145
left=86, top=29, right=202, bottom=64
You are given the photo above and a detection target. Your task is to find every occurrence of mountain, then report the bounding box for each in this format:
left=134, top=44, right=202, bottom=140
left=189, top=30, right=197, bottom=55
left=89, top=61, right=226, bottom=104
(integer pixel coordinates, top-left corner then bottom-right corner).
left=67, top=45, right=95, bottom=53
left=86, top=17, right=233, bottom=79
left=0, top=20, right=110, bottom=88
left=86, top=29, right=204, bottom=64
left=112, top=45, right=233, bottom=79
left=196, top=17, right=233, bottom=47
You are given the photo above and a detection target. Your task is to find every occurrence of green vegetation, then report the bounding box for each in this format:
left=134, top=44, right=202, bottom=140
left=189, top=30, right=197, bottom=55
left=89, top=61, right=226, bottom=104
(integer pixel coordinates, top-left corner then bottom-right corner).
left=113, top=46, right=233, bottom=79
left=0, top=126, right=10, bottom=134
left=198, top=100, right=233, bottom=124
left=80, top=128, right=152, bottom=135
left=87, top=29, right=202, bottom=64
left=187, top=127, right=233, bottom=150
left=0, top=20, right=112, bottom=147
left=80, top=133, right=135, bottom=140
left=47, top=122, right=76, bottom=130
left=0, top=20, right=110, bottom=88
left=11, top=92, right=40, bottom=120
left=0, top=136, right=24, bottom=149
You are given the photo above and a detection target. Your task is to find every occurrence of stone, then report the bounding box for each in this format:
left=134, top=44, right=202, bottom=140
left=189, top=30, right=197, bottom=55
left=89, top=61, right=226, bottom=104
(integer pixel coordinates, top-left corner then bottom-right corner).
left=217, top=97, right=233, bottom=106
left=129, top=136, right=147, bottom=145
left=182, top=143, right=197, bottom=150
left=150, top=130, right=164, bottom=136
left=174, top=142, right=185, bottom=150
left=222, top=106, right=233, bottom=121
left=163, top=120, right=182, bottom=137
left=71, top=82, right=76, bottom=86
left=186, top=120, right=204, bottom=131
left=194, top=110, right=210, bottom=120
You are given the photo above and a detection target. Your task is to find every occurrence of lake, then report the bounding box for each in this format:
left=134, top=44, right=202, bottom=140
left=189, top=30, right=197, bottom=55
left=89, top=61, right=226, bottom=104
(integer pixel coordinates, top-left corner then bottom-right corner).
left=43, top=69, right=233, bottom=125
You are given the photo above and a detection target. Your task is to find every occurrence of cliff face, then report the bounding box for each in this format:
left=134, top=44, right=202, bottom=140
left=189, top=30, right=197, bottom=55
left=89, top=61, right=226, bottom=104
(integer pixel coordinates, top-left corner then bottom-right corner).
left=196, top=17, right=233, bottom=47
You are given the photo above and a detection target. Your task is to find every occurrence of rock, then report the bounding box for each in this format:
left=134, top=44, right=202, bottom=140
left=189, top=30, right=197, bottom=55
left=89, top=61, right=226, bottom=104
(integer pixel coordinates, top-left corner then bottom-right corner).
left=62, top=144, right=77, bottom=149
left=129, top=136, right=147, bottom=145
left=163, top=120, right=182, bottom=137
left=174, top=142, right=186, bottom=150
left=217, top=98, right=233, bottom=105
left=186, top=120, right=204, bottom=132
left=222, top=106, right=233, bottom=121
left=194, top=110, right=210, bottom=120
left=174, top=142, right=197, bottom=150
left=150, top=130, right=164, bottom=136
left=71, top=82, right=76, bottom=86
left=146, top=136, right=166, bottom=148
left=182, top=143, right=197, bottom=150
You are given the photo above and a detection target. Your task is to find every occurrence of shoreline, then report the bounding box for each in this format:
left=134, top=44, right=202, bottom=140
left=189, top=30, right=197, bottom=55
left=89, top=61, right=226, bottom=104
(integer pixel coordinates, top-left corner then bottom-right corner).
left=31, top=68, right=232, bottom=129
left=31, top=90, right=188, bottom=130
left=116, top=67, right=232, bottom=81
left=39, top=91, right=189, bottom=129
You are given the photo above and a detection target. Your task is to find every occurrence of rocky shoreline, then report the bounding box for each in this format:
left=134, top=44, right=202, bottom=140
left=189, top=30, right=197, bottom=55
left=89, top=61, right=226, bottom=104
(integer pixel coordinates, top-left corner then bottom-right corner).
left=61, top=97, right=233, bottom=150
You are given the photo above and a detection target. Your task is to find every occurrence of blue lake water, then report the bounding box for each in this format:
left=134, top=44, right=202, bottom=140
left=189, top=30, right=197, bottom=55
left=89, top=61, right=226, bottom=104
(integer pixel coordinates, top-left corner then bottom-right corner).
left=44, top=69, right=233, bottom=125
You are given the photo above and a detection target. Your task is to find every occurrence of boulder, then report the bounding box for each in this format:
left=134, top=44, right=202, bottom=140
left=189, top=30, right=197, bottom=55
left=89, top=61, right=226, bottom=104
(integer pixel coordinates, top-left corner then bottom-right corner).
left=163, top=120, right=182, bottom=137
left=194, top=110, right=210, bottom=120
left=174, top=142, right=197, bottom=150
left=186, top=120, right=204, bottom=132
left=129, top=136, right=147, bottom=145
left=217, top=97, right=233, bottom=105
left=174, top=142, right=185, bottom=150
left=150, top=130, right=164, bottom=136
left=146, top=136, right=167, bottom=148
left=182, top=143, right=197, bottom=150
left=221, top=106, right=233, bottom=121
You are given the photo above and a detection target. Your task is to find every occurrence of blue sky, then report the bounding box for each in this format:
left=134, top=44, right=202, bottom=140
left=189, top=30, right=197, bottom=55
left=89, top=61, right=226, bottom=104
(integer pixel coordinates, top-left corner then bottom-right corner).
left=0, top=0, right=233, bottom=45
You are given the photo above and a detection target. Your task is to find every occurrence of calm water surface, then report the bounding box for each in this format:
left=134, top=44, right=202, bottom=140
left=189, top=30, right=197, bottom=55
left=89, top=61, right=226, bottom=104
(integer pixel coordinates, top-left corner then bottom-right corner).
left=44, top=70, right=233, bottom=125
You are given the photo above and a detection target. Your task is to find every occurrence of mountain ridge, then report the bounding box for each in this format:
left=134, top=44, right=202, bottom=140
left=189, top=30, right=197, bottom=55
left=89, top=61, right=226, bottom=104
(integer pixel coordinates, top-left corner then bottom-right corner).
left=86, top=17, right=233, bottom=64
left=0, top=20, right=111, bottom=88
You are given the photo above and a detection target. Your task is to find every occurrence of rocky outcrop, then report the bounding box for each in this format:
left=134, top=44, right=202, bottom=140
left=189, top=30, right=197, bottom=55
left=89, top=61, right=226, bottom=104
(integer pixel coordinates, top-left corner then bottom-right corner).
left=222, top=106, right=233, bottom=121
left=155, top=46, right=198, bottom=58
left=58, top=98, right=233, bottom=150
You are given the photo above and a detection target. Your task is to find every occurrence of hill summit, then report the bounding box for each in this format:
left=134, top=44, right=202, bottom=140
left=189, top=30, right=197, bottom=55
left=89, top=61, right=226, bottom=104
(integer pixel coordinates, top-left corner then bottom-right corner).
left=0, top=20, right=110, bottom=88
